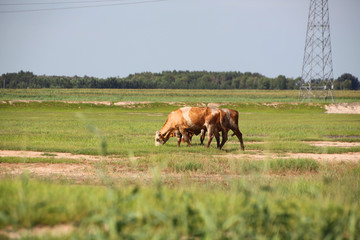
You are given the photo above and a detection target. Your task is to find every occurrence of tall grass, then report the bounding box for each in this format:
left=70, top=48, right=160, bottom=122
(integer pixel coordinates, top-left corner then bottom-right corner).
left=0, top=175, right=359, bottom=239
left=230, top=158, right=319, bottom=174
left=269, top=158, right=319, bottom=173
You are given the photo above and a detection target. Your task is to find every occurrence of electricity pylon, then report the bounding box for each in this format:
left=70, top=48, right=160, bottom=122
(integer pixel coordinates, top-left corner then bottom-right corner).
left=300, top=0, right=334, bottom=102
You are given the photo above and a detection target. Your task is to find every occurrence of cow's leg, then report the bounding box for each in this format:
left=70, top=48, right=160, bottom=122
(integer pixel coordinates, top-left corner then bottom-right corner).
left=219, top=130, right=228, bottom=150
left=200, top=129, right=206, bottom=145
left=175, top=130, right=182, bottom=147
left=179, top=128, right=192, bottom=147
left=215, top=129, right=221, bottom=149
left=206, top=125, right=215, bottom=148
left=188, top=132, right=193, bottom=143
left=233, top=129, right=245, bottom=151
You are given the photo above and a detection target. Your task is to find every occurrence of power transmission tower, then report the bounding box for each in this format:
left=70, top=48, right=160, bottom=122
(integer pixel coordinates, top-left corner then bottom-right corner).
left=300, top=0, right=334, bottom=102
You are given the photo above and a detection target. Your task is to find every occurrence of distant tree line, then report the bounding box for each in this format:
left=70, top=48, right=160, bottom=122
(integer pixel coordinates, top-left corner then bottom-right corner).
left=1, top=70, right=359, bottom=90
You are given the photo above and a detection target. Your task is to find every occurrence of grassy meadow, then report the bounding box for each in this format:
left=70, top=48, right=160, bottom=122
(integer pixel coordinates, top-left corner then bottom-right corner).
left=1, top=88, right=360, bottom=102
left=0, top=89, right=360, bottom=239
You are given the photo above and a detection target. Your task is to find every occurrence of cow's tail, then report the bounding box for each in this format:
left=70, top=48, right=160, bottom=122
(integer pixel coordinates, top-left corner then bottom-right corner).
left=231, top=112, right=238, bottom=136
left=231, top=110, right=245, bottom=151
left=218, top=109, right=228, bottom=130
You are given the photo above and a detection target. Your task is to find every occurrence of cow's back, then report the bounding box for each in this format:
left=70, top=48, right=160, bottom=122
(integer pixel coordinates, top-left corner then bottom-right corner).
left=165, top=108, right=187, bottom=128
left=179, top=107, right=205, bottom=129
left=220, top=109, right=239, bottom=130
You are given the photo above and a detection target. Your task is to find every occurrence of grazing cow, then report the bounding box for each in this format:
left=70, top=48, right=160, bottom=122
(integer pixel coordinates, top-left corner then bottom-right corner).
left=197, top=108, right=245, bottom=151
left=155, top=107, right=222, bottom=148
left=218, top=108, right=245, bottom=150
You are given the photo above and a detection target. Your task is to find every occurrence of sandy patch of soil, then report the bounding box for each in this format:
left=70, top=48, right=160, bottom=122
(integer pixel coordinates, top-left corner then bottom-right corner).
left=3, top=100, right=360, bottom=115
left=8, top=100, right=43, bottom=104
left=0, top=224, right=74, bottom=239
left=114, top=101, right=152, bottom=106
left=0, top=161, right=233, bottom=184
left=0, top=150, right=126, bottom=162
left=325, top=103, right=360, bottom=114
left=63, top=101, right=112, bottom=105
left=216, top=151, right=360, bottom=163
left=166, top=102, right=186, bottom=106
left=215, top=140, right=360, bottom=163
left=0, top=150, right=152, bottom=182
left=0, top=163, right=95, bottom=178
left=231, top=141, right=360, bottom=148
left=305, top=141, right=360, bottom=147
left=4, top=100, right=153, bottom=106
left=262, top=102, right=281, bottom=107
left=165, top=102, right=207, bottom=107
left=224, top=141, right=360, bottom=162
left=285, top=152, right=360, bottom=162
left=7, top=100, right=113, bottom=105
left=207, top=103, right=221, bottom=108
left=242, top=141, right=265, bottom=145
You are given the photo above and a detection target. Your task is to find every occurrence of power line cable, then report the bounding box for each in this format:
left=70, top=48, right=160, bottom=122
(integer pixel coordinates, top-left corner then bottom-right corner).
left=0, top=0, right=131, bottom=6
left=0, top=0, right=167, bottom=14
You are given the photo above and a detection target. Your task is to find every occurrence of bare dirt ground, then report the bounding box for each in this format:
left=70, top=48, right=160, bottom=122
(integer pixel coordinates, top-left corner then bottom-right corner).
left=325, top=102, right=360, bottom=114
left=305, top=141, right=360, bottom=147
left=0, top=150, right=126, bottom=162
left=6, top=100, right=149, bottom=106
left=0, top=224, right=74, bottom=240
left=218, top=151, right=360, bottom=163
left=3, top=100, right=360, bottom=114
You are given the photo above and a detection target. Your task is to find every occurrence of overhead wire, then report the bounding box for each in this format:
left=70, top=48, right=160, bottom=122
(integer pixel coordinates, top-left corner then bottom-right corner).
left=0, top=0, right=133, bottom=6
left=0, top=0, right=168, bottom=14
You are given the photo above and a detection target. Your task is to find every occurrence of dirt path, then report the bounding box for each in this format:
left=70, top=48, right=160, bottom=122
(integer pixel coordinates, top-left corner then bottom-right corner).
left=0, top=224, right=74, bottom=240
left=305, top=141, right=360, bottom=147
left=1, top=162, right=94, bottom=179
left=1, top=141, right=359, bottom=182
left=3, top=100, right=360, bottom=114
left=0, top=150, right=126, bottom=162
left=217, top=151, right=360, bottom=163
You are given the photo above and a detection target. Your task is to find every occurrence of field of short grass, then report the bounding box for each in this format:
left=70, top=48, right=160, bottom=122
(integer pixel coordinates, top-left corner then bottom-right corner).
left=0, top=89, right=359, bottom=239
left=1, top=102, right=359, bottom=155
left=1, top=88, right=360, bottom=102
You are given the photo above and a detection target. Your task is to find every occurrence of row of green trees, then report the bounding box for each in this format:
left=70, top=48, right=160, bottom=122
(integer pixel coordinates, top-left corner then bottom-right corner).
left=1, top=71, right=359, bottom=90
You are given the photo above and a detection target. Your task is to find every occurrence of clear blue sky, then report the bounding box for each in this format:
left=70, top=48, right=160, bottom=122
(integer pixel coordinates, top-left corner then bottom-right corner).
left=0, top=0, right=359, bottom=79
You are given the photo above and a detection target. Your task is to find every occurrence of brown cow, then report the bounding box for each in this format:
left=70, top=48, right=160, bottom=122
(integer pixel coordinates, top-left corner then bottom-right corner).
left=165, top=108, right=245, bottom=151
left=214, top=108, right=245, bottom=150
left=155, top=107, right=222, bottom=148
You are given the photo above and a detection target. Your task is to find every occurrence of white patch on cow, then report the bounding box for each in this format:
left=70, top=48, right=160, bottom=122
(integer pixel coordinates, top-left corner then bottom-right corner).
left=224, top=109, right=235, bottom=127
left=180, top=107, right=194, bottom=127
left=155, top=131, right=162, bottom=146
left=210, top=107, right=218, bottom=116
left=203, top=108, right=217, bottom=127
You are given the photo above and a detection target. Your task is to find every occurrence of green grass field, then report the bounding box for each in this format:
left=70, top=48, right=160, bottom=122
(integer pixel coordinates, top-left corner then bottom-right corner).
left=1, top=88, right=360, bottom=102
left=0, top=89, right=359, bottom=239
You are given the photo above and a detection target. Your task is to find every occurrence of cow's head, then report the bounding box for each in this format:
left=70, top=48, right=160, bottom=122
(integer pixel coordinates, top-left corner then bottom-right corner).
left=155, top=131, right=165, bottom=146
